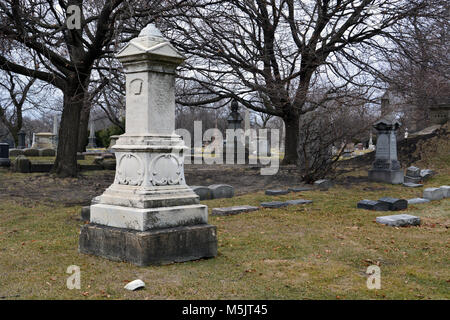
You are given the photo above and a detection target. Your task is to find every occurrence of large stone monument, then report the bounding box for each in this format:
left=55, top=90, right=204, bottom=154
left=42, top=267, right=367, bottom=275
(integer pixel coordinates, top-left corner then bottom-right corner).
left=225, top=100, right=249, bottom=163
left=87, top=118, right=97, bottom=148
left=368, top=116, right=404, bottom=184
left=79, top=24, right=217, bottom=266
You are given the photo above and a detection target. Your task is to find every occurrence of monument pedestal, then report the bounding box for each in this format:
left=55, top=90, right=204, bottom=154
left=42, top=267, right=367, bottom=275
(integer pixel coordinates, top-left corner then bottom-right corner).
left=79, top=224, right=217, bottom=266
left=368, top=169, right=404, bottom=185
left=78, top=24, right=217, bottom=266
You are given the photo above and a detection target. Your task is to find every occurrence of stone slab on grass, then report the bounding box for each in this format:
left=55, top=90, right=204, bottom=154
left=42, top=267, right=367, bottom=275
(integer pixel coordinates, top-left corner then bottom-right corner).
left=357, top=200, right=390, bottom=211
left=439, top=186, right=450, bottom=198
left=265, top=189, right=290, bottom=196
left=288, top=186, right=314, bottom=192
left=261, top=201, right=289, bottom=209
left=403, top=182, right=423, bottom=188
left=314, top=179, right=334, bottom=190
left=423, top=188, right=444, bottom=201
left=211, top=205, right=259, bottom=216
left=376, top=214, right=421, bottom=227
left=285, top=199, right=313, bottom=206
left=407, top=198, right=430, bottom=205
left=378, top=197, right=408, bottom=211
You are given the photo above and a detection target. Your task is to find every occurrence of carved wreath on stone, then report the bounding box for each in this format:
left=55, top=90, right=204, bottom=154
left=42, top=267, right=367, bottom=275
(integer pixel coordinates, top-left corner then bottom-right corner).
left=116, top=153, right=144, bottom=186
left=150, top=154, right=183, bottom=186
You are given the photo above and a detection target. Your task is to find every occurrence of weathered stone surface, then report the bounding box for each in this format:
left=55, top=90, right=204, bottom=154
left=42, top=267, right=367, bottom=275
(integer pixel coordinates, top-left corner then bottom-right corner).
left=81, top=206, right=90, bottom=222
left=406, top=166, right=421, bottom=177
left=369, top=169, right=404, bottom=184
left=403, top=182, right=423, bottom=188
left=378, top=197, right=408, bottom=211
left=407, top=198, right=430, bottom=205
left=357, top=199, right=390, bottom=211
left=288, top=186, right=314, bottom=192
left=79, top=223, right=218, bottom=266
left=261, top=201, right=289, bottom=209
left=209, top=184, right=234, bottom=199
left=420, top=169, right=435, bottom=180
left=9, top=149, right=24, bottom=157
left=404, top=176, right=422, bottom=184
left=376, top=214, right=421, bottom=227
left=314, top=179, right=334, bottom=190
left=191, top=186, right=213, bottom=200
left=13, top=155, right=31, bottom=173
left=23, top=148, right=39, bottom=157
left=39, top=148, right=56, bottom=157
left=265, top=189, right=290, bottom=196
left=285, top=199, right=313, bottom=206
left=124, top=279, right=145, bottom=291
left=0, top=143, right=10, bottom=167
left=439, top=186, right=450, bottom=198
left=423, top=188, right=444, bottom=201
left=90, top=203, right=208, bottom=231
left=211, top=205, right=259, bottom=216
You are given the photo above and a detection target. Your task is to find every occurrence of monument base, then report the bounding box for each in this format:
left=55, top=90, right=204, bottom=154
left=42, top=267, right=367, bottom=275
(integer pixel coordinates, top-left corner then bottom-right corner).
left=368, top=169, right=404, bottom=184
left=79, top=223, right=217, bottom=266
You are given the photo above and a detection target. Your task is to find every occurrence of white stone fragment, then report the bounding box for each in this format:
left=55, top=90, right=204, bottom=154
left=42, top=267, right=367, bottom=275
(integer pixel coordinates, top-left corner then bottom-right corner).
left=439, top=186, right=450, bottom=198
left=376, top=214, right=421, bottom=227
left=124, top=279, right=145, bottom=291
left=423, top=188, right=444, bottom=201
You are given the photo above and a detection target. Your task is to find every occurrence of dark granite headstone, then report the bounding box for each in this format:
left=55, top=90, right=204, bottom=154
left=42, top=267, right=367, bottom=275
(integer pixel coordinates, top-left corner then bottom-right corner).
left=265, top=189, right=290, bottom=196
left=0, top=143, right=11, bottom=167
left=357, top=199, right=390, bottom=211
left=285, top=199, right=313, bottom=206
left=261, top=201, right=289, bottom=209
left=378, top=197, right=408, bottom=211
left=208, top=184, right=234, bottom=199
left=191, top=186, right=213, bottom=200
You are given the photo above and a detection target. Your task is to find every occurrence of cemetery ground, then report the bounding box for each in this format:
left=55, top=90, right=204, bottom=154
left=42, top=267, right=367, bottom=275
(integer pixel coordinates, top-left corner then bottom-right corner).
left=0, top=143, right=449, bottom=300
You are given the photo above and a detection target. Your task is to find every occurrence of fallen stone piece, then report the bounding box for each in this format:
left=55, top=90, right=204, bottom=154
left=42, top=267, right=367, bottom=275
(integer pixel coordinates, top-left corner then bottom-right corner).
left=208, top=184, right=234, bottom=199
left=288, top=186, right=314, bottom=192
left=191, top=186, right=213, bottom=201
left=420, top=169, right=435, bottom=180
left=406, top=166, right=421, bottom=177
left=314, top=179, right=334, bottom=190
left=407, top=198, right=430, bottom=205
left=211, top=205, right=259, bottom=216
left=423, top=188, right=444, bottom=201
left=403, top=182, right=423, bottom=188
left=378, top=197, right=408, bottom=211
left=265, top=189, right=290, bottom=196
left=124, top=279, right=145, bottom=291
left=261, top=201, right=289, bottom=209
left=439, top=186, right=450, bottom=198
left=357, top=200, right=390, bottom=211
left=285, top=199, right=313, bottom=206
left=376, top=214, right=421, bottom=227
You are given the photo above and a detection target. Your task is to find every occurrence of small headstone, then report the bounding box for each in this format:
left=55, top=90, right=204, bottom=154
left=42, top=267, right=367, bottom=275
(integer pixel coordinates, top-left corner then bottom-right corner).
left=285, top=199, right=313, bottom=206
left=423, top=188, right=444, bottom=201
left=0, top=143, right=11, bottom=167
left=376, top=214, right=421, bottom=227
left=261, top=201, right=289, bottom=209
left=406, top=166, right=421, bottom=177
left=191, top=186, right=213, bottom=200
left=288, top=186, right=313, bottom=192
left=420, top=169, right=435, bottom=181
left=208, top=184, right=234, bottom=199
left=211, top=205, right=259, bottom=216
left=124, top=279, right=145, bottom=291
left=314, top=179, right=334, bottom=190
left=378, top=197, right=408, bottom=211
left=265, top=189, right=290, bottom=196
left=439, top=186, right=450, bottom=198
left=403, top=182, right=423, bottom=188
left=357, top=199, right=390, bottom=211
left=407, top=198, right=430, bottom=205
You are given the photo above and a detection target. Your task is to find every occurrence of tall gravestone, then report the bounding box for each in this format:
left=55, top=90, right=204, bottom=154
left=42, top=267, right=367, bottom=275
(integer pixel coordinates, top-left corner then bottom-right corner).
left=368, top=116, right=404, bottom=184
left=17, top=130, right=26, bottom=149
left=87, top=118, right=97, bottom=148
left=225, top=100, right=249, bottom=164
left=79, top=24, right=217, bottom=266
left=0, top=143, right=10, bottom=167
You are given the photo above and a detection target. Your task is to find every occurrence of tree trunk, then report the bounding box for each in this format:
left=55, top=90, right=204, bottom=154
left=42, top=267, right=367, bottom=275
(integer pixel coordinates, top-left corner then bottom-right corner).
left=52, top=82, right=86, bottom=177
left=282, top=113, right=300, bottom=165
left=77, top=102, right=91, bottom=153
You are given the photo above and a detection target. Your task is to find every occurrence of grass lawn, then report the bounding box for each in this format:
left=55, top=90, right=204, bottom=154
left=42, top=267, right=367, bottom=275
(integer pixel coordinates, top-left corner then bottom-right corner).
left=0, top=166, right=448, bottom=300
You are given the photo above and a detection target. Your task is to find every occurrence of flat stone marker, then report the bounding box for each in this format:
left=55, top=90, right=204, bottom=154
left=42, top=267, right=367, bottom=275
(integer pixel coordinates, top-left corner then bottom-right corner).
left=191, top=186, right=213, bottom=200
left=357, top=200, right=390, bottom=211
left=261, top=201, right=289, bottom=209
left=314, top=179, right=334, bottom=190
left=209, top=184, right=234, bottom=199
left=407, top=198, right=430, bottom=205
left=285, top=199, right=313, bottom=206
left=423, top=188, right=444, bottom=201
left=265, top=189, right=290, bottom=196
left=124, top=279, right=145, bottom=291
left=439, top=186, right=450, bottom=198
left=403, top=182, right=423, bottom=188
left=288, top=186, right=313, bottom=192
left=376, top=214, right=421, bottom=227
left=211, top=205, right=259, bottom=216
left=378, top=197, right=408, bottom=211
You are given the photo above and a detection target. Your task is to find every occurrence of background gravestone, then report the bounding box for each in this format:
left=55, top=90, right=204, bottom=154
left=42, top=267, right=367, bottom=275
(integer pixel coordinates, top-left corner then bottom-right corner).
left=0, top=143, right=11, bottom=167
left=225, top=100, right=249, bottom=164
left=368, top=116, right=404, bottom=184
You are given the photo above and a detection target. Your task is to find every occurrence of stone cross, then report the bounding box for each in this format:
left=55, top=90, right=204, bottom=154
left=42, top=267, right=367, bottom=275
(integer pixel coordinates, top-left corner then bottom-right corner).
left=79, top=24, right=217, bottom=266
